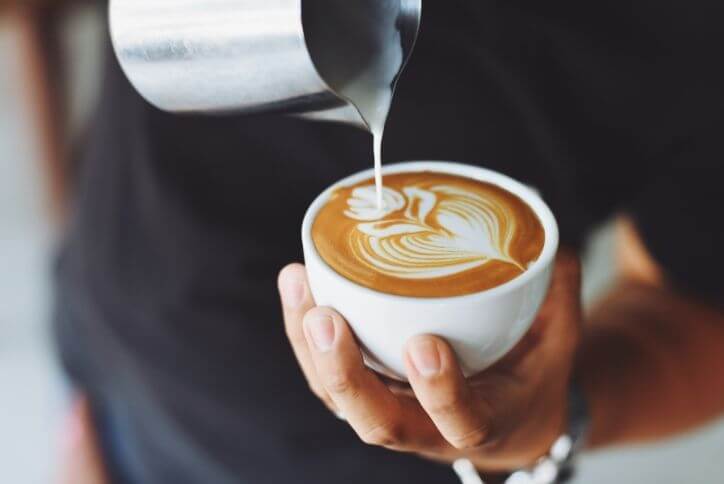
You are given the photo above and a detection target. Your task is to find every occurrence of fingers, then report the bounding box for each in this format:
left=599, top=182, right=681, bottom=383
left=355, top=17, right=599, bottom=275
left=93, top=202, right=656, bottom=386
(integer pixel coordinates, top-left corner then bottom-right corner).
left=405, top=335, right=492, bottom=450
left=278, top=264, right=335, bottom=411
left=303, top=307, right=443, bottom=450
left=281, top=267, right=452, bottom=451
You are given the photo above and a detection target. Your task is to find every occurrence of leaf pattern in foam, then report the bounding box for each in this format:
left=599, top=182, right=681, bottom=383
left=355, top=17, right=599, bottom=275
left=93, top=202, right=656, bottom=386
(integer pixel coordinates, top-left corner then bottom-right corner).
left=403, top=187, right=437, bottom=224
left=357, top=220, right=429, bottom=237
left=344, top=183, right=525, bottom=279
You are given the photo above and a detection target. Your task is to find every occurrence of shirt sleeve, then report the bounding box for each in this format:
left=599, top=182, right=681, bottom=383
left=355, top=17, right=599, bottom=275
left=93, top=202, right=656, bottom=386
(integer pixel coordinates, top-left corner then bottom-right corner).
left=626, top=135, right=724, bottom=305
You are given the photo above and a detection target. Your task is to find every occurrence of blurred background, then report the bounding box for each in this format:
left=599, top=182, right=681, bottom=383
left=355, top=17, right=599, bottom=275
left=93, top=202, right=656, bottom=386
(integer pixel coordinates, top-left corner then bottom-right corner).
left=1, top=5, right=723, bottom=484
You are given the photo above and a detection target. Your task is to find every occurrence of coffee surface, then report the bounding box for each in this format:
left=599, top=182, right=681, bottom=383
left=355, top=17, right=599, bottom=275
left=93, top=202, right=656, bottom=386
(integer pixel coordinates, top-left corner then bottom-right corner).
left=313, top=172, right=545, bottom=297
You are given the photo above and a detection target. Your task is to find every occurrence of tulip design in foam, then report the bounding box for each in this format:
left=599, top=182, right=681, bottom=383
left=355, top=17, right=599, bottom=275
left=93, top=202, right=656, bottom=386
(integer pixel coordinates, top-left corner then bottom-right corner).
left=344, top=184, right=524, bottom=279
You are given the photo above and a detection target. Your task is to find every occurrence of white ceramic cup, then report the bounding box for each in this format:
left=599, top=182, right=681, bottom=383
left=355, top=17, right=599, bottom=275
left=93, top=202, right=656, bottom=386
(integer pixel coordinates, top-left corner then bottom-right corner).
left=302, top=161, right=559, bottom=380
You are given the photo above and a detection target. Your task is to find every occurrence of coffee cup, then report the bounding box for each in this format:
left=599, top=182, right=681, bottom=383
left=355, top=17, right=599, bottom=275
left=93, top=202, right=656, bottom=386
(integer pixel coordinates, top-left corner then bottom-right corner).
left=302, top=161, right=559, bottom=380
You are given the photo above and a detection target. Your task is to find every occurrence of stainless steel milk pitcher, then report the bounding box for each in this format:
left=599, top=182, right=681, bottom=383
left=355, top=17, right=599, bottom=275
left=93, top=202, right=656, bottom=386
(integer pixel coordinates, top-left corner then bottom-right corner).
left=109, top=0, right=422, bottom=129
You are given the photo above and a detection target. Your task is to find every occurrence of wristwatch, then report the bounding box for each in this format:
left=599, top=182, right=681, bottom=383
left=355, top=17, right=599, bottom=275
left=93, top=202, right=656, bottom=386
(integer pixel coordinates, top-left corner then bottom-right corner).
left=453, top=378, right=590, bottom=484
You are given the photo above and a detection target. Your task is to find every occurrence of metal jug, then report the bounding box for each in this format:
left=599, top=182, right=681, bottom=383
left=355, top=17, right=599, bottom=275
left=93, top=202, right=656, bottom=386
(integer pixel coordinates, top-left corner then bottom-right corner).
left=109, top=0, right=422, bottom=130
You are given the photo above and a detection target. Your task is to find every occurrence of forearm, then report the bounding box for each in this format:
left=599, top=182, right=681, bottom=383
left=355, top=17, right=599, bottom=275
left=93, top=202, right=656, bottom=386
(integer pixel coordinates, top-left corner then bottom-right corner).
left=579, top=280, right=724, bottom=448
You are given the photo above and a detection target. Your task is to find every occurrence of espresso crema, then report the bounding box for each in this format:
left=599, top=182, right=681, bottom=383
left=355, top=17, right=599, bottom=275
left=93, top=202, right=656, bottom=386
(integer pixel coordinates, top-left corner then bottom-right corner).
left=312, top=172, right=545, bottom=297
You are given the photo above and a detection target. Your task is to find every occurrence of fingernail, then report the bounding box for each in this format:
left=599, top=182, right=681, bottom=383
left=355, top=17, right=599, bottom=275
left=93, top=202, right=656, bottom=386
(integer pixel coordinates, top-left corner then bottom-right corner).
left=280, top=275, right=305, bottom=309
left=408, top=338, right=441, bottom=377
left=306, top=315, right=336, bottom=352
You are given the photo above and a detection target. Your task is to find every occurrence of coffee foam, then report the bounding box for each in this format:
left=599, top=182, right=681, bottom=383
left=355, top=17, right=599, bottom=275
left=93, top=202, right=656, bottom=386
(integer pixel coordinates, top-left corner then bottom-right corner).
left=313, top=172, right=546, bottom=297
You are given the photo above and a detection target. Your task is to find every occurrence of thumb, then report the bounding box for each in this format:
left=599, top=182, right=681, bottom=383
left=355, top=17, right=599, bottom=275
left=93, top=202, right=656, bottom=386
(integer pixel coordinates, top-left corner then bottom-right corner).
left=58, top=397, right=109, bottom=484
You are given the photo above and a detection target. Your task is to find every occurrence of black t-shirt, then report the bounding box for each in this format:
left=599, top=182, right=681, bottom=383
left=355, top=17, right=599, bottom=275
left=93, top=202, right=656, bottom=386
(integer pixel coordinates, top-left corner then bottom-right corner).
left=56, top=2, right=724, bottom=483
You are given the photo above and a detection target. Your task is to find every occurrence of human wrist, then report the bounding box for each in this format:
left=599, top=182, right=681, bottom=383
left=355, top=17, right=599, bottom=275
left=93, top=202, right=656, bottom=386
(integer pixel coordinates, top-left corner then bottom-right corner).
left=575, top=330, right=623, bottom=449
left=502, top=376, right=590, bottom=483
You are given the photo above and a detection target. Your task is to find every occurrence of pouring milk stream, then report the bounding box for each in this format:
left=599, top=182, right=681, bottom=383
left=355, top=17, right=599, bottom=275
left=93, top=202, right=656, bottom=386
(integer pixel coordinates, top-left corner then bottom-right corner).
left=304, top=0, right=407, bottom=210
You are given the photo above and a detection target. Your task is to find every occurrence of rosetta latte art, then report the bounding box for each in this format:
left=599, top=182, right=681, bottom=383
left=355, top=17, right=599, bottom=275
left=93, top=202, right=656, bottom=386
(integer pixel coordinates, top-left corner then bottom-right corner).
left=312, top=172, right=545, bottom=297
left=344, top=184, right=524, bottom=279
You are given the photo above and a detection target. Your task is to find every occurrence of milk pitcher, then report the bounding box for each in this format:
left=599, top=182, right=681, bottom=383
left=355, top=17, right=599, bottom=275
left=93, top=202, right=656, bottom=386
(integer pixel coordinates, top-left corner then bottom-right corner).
left=109, top=0, right=422, bottom=129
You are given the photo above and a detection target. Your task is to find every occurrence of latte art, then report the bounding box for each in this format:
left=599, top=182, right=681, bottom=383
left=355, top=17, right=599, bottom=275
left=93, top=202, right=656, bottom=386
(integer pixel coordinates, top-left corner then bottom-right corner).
left=346, top=184, right=524, bottom=279
left=313, top=172, right=545, bottom=297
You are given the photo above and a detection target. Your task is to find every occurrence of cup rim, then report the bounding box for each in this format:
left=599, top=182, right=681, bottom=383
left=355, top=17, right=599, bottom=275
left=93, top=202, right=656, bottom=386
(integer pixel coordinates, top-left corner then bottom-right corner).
left=302, top=161, right=560, bottom=303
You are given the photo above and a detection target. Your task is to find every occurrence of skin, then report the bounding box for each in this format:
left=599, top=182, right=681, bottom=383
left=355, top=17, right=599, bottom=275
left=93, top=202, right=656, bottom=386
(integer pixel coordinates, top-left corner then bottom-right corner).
left=581, top=219, right=724, bottom=447
left=279, top=217, right=724, bottom=472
